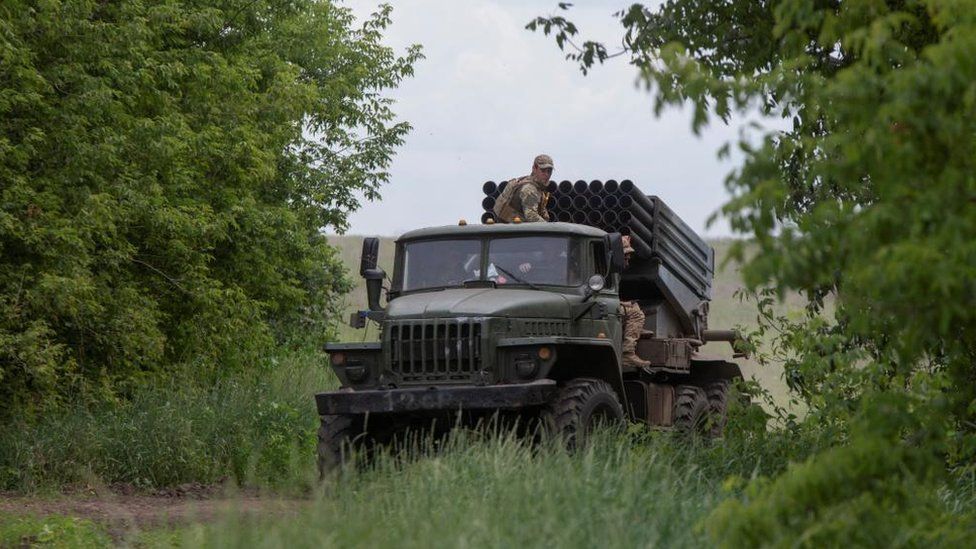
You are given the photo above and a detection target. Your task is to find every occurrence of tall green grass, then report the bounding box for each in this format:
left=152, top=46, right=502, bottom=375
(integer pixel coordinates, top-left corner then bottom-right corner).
left=163, top=432, right=751, bottom=548
left=0, top=349, right=337, bottom=493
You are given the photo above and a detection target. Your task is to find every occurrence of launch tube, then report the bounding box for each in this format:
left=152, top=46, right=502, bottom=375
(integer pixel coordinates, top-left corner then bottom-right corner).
left=588, top=195, right=604, bottom=209
left=587, top=210, right=604, bottom=225
left=557, top=195, right=574, bottom=209
left=627, top=231, right=654, bottom=258
left=481, top=212, right=495, bottom=224
left=573, top=195, right=589, bottom=209
left=482, top=196, right=495, bottom=210
left=628, top=198, right=656, bottom=229
left=483, top=181, right=497, bottom=195
left=573, top=180, right=588, bottom=193
left=558, top=180, right=573, bottom=193
left=605, top=180, right=619, bottom=193
left=628, top=216, right=656, bottom=251
left=588, top=180, right=603, bottom=194
left=621, top=179, right=657, bottom=214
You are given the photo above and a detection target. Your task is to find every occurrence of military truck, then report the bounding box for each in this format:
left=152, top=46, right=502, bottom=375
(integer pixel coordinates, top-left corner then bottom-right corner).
left=316, top=189, right=745, bottom=473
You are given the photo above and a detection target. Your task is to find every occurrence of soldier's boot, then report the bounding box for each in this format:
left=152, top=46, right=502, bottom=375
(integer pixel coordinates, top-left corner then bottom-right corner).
left=622, top=351, right=651, bottom=369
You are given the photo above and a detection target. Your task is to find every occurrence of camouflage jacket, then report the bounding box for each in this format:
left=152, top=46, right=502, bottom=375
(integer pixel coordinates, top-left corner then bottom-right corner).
left=493, top=175, right=550, bottom=223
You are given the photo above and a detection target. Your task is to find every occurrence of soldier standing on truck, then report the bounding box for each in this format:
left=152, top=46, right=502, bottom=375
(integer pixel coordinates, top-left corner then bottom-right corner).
left=621, top=235, right=650, bottom=368
left=492, top=154, right=554, bottom=223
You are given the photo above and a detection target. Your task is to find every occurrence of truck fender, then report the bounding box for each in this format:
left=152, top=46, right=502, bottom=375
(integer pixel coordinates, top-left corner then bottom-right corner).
left=688, top=358, right=743, bottom=383
left=549, top=343, right=628, bottom=413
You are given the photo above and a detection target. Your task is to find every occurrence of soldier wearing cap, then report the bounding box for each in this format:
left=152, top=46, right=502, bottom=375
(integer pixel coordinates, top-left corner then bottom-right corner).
left=620, top=235, right=650, bottom=368
left=492, top=154, right=554, bottom=223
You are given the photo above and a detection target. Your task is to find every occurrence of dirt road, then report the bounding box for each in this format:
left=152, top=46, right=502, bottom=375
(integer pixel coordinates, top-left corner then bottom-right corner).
left=0, top=486, right=306, bottom=540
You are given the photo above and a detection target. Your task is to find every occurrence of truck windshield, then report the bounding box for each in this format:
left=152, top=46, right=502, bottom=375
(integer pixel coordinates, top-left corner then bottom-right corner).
left=402, top=239, right=482, bottom=292
left=400, top=235, right=583, bottom=292
left=488, top=236, right=581, bottom=287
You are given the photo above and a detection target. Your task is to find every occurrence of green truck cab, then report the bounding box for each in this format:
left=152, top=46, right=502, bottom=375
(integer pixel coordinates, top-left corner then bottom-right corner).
left=317, top=207, right=746, bottom=473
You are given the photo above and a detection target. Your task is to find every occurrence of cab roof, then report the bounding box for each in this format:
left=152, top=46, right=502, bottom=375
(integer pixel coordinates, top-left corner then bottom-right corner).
left=397, top=222, right=607, bottom=242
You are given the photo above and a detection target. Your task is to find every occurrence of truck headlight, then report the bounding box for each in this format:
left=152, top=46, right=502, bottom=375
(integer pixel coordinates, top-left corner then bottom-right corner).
left=515, top=357, right=538, bottom=379
left=346, top=365, right=367, bottom=382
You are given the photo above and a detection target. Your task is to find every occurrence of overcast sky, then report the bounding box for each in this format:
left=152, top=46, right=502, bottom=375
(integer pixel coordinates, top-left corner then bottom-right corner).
left=339, top=1, right=754, bottom=238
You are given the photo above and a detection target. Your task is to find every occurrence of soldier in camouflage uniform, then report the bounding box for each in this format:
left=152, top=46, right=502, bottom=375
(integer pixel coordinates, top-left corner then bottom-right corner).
left=620, top=236, right=650, bottom=368
left=492, top=154, right=553, bottom=223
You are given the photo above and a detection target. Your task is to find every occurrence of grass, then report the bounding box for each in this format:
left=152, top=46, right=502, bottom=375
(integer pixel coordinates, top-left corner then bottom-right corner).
left=145, top=425, right=788, bottom=548
left=0, top=514, right=111, bottom=547
left=0, top=349, right=338, bottom=494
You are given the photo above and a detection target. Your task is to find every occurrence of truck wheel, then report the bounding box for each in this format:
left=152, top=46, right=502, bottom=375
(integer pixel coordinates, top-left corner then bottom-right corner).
left=545, top=378, right=625, bottom=449
left=672, top=385, right=708, bottom=435
left=317, top=414, right=369, bottom=477
left=703, top=380, right=731, bottom=437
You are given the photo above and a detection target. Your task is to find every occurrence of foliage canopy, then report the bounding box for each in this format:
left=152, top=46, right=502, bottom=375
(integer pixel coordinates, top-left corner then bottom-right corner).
left=532, top=0, right=976, bottom=544
left=0, top=1, right=420, bottom=416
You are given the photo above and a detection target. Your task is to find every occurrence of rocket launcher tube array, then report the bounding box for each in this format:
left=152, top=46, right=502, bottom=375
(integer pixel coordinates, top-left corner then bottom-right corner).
left=479, top=177, right=664, bottom=255
left=479, top=178, right=716, bottom=334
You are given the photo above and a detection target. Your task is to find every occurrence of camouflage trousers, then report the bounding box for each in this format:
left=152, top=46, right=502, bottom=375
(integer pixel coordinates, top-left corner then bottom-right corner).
left=620, top=300, right=645, bottom=355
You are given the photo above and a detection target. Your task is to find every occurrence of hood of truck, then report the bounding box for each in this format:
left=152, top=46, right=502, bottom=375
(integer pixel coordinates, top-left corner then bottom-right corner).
left=387, top=288, right=573, bottom=319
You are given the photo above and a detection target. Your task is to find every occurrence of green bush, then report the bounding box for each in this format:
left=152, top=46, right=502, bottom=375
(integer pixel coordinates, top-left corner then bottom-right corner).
left=532, top=0, right=976, bottom=544
left=0, top=1, right=420, bottom=417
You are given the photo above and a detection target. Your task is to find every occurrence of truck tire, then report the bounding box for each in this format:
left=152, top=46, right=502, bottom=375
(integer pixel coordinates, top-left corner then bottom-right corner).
left=702, top=380, right=731, bottom=437
left=545, top=378, right=625, bottom=449
left=317, top=414, right=368, bottom=477
left=672, top=385, right=708, bottom=435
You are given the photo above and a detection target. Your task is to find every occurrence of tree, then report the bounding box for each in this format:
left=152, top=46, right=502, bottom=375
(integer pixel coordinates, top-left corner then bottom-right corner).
left=0, top=1, right=421, bottom=416
left=531, top=0, right=976, bottom=544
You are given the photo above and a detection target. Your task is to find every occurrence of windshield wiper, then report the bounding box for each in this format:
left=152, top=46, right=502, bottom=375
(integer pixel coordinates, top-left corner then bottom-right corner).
left=494, top=265, right=541, bottom=291
left=462, top=279, right=496, bottom=288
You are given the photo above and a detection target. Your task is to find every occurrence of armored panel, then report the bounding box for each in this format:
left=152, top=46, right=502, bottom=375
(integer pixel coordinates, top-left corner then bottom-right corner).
left=620, top=196, right=713, bottom=335
left=643, top=197, right=713, bottom=299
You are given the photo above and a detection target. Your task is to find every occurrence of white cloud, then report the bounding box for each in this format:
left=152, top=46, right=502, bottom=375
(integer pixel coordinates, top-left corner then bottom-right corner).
left=336, top=0, right=752, bottom=237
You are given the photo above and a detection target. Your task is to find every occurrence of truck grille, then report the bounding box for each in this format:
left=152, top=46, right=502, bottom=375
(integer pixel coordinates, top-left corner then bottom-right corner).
left=389, top=319, right=482, bottom=382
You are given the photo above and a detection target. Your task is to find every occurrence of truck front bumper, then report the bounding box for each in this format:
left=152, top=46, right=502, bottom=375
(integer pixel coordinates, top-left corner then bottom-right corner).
left=315, top=380, right=557, bottom=415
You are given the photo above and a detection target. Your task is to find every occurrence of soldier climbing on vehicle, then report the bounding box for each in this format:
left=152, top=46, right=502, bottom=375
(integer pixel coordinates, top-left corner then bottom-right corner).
left=620, top=235, right=650, bottom=368
left=493, top=154, right=554, bottom=223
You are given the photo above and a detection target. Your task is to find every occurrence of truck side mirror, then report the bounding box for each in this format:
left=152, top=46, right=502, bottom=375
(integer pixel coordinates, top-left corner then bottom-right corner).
left=364, top=268, right=386, bottom=312
left=359, top=238, right=385, bottom=312
left=606, top=233, right=626, bottom=274
left=360, top=237, right=379, bottom=277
